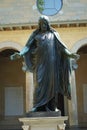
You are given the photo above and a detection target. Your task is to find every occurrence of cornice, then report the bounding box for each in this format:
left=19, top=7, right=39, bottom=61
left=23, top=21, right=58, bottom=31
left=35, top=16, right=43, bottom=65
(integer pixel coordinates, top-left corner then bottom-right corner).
left=0, top=21, right=87, bottom=31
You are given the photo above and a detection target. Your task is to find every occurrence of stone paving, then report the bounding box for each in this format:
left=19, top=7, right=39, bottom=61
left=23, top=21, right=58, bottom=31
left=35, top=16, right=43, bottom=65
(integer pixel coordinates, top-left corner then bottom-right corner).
left=66, top=127, right=87, bottom=130
left=0, top=127, right=87, bottom=130
left=1, top=127, right=87, bottom=130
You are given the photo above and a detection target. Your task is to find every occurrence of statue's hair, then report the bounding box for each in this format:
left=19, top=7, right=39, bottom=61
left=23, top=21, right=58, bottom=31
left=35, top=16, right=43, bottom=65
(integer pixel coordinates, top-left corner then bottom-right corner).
left=38, top=15, right=50, bottom=31
left=39, top=15, right=49, bottom=23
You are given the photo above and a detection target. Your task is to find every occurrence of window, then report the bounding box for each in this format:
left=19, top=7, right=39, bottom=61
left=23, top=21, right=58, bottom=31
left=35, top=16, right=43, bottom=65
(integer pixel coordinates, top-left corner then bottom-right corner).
left=37, top=0, right=63, bottom=16
left=5, top=87, right=23, bottom=116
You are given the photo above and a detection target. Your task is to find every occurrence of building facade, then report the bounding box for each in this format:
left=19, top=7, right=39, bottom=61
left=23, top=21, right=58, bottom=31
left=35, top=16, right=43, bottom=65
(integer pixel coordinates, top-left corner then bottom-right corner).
left=0, top=0, right=87, bottom=128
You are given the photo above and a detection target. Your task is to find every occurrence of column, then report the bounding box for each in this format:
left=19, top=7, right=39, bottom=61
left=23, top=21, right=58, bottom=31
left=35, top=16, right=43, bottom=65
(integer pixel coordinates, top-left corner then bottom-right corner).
left=26, top=72, right=34, bottom=112
left=68, top=71, right=78, bottom=126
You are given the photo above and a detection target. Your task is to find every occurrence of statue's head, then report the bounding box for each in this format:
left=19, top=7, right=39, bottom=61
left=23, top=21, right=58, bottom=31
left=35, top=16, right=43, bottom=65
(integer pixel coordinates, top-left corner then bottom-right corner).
left=38, top=15, right=50, bottom=31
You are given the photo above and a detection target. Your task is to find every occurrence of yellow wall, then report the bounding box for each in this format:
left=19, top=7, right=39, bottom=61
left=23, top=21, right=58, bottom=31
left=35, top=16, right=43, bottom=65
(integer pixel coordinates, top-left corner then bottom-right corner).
left=56, top=27, right=87, bottom=49
left=0, top=27, right=87, bottom=50
left=0, top=30, right=34, bottom=47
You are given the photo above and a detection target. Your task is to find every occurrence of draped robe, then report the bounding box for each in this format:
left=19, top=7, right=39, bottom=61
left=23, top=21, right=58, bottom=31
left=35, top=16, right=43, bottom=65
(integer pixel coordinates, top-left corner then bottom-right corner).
left=24, top=29, right=71, bottom=110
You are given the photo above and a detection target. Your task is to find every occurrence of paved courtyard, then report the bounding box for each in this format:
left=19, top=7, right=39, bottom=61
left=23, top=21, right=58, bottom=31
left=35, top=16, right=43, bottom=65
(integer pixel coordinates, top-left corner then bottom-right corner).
left=66, top=127, right=87, bottom=130
left=0, top=127, right=87, bottom=130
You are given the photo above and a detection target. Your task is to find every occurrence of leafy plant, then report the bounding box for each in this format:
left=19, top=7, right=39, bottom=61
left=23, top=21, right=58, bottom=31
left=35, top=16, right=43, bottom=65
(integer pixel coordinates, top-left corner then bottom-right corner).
left=37, top=0, right=44, bottom=13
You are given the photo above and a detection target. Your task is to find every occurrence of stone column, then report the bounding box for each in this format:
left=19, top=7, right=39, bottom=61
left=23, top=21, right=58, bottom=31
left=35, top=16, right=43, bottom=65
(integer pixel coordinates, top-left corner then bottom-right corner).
left=68, top=71, right=78, bottom=126
left=25, top=72, right=34, bottom=112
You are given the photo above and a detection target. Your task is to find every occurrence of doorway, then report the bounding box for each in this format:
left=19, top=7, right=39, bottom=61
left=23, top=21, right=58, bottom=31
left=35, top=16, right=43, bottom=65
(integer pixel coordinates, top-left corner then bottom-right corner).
left=5, top=87, right=23, bottom=116
left=75, top=45, right=87, bottom=126
left=0, top=49, right=25, bottom=119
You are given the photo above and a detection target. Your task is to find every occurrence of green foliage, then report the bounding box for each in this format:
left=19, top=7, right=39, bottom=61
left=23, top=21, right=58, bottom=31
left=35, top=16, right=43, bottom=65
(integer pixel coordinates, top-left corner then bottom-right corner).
left=37, top=0, right=44, bottom=13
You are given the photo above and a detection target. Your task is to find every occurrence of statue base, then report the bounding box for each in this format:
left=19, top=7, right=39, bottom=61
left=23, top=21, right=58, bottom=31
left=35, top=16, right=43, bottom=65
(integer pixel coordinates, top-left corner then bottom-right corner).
left=19, top=112, right=68, bottom=130
left=26, top=111, right=61, bottom=117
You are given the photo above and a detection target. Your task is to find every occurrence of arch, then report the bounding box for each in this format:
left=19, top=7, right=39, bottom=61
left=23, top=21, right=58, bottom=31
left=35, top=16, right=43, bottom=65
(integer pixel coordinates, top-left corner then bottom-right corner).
left=69, top=37, right=87, bottom=126
left=0, top=41, right=23, bottom=52
left=0, top=41, right=34, bottom=112
left=71, top=38, right=87, bottom=53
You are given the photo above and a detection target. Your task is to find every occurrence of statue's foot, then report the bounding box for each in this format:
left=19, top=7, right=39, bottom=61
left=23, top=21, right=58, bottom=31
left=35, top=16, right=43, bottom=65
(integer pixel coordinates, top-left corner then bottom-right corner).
left=55, top=107, right=60, bottom=112
left=45, top=106, right=60, bottom=112
left=31, top=107, right=37, bottom=112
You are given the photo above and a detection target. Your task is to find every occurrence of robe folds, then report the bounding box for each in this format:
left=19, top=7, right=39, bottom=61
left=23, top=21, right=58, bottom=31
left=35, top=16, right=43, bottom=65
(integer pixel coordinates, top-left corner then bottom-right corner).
left=24, top=29, right=71, bottom=109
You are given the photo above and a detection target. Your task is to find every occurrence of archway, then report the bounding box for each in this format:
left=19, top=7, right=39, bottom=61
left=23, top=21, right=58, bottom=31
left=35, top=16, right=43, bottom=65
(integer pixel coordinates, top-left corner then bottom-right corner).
left=0, top=49, right=25, bottom=118
left=0, top=42, right=25, bottom=119
left=75, top=45, right=87, bottom=126
left=70, top=38, right=87, bottom=126
left=0, top=41, right=34, bottom=120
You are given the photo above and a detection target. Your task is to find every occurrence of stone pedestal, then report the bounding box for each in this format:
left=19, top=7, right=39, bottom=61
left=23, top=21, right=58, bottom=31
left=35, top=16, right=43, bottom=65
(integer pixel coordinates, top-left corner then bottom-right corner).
left=19, top=116, right=68, bottom=130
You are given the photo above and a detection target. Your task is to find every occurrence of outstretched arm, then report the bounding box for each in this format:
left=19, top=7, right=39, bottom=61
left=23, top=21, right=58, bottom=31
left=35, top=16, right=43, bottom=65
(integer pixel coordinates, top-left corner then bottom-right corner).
left=10, top=29, right=38, bottom=60
left=10, top=46, right=29, bottom=60
left=53, top=31, right=80, bottom=60
left=19, top=46, right=29, bottom=56
left=65, top=48, right=80, bottom=60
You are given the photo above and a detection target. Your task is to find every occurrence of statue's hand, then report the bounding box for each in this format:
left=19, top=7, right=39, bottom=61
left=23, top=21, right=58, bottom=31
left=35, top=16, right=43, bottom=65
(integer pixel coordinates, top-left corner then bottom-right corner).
left=71, top=53, right=80, bottom=60
left=10, top=52, right=21, bottom=60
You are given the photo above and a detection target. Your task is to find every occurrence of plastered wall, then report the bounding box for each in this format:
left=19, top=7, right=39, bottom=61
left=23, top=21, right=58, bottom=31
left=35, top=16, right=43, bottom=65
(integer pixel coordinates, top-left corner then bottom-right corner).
left=0, top=27, right=87, bottom=50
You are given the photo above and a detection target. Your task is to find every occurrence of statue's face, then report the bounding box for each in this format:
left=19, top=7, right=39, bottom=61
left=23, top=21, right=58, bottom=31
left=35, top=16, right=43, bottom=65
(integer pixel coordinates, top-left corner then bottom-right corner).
left=39, top=19, right=48, bottom=32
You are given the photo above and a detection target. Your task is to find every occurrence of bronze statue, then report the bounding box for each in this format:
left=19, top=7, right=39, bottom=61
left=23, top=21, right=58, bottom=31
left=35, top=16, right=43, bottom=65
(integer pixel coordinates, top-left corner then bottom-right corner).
left=10, top=15, right=79, bottom=112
